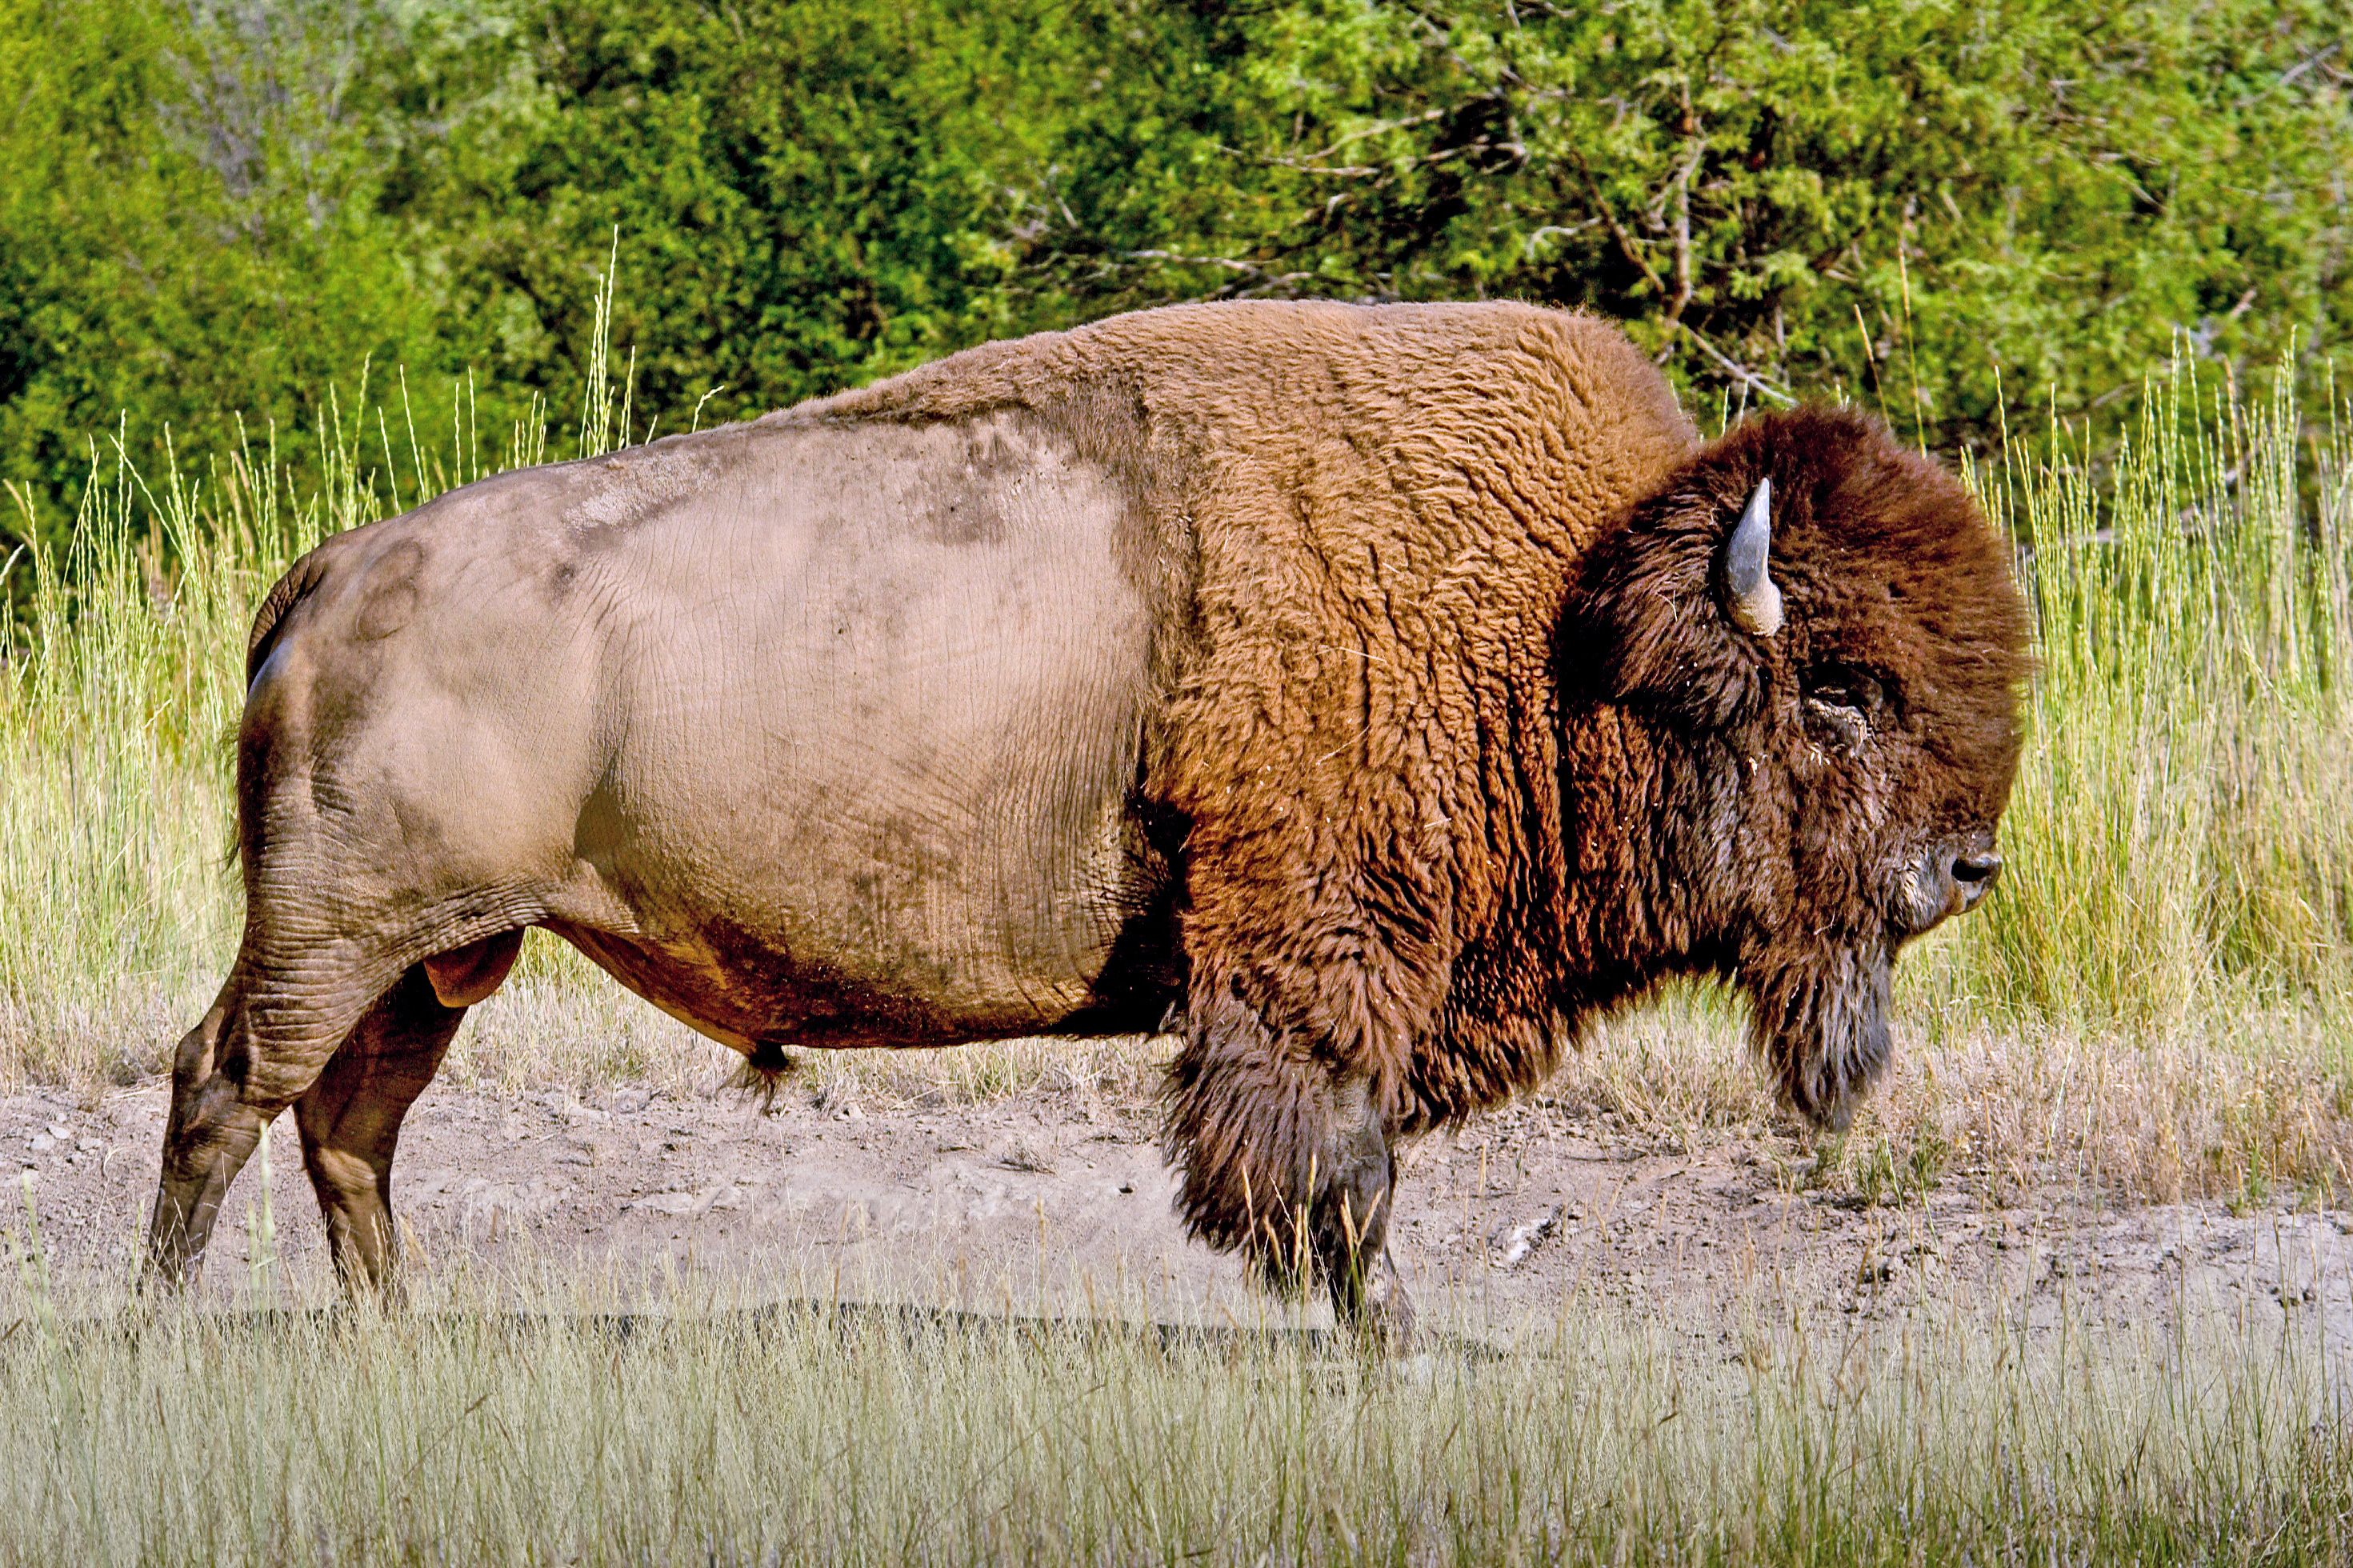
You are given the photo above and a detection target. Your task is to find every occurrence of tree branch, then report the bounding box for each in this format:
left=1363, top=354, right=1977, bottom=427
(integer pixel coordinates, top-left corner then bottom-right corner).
left=1675, top=323, right=1795, bottom=406
left=1568, top=147, right=1668, bottom=299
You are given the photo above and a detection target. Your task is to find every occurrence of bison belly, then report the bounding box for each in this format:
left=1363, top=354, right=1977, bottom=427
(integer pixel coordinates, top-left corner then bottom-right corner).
left=550, top=413, right=1174, bottom=1050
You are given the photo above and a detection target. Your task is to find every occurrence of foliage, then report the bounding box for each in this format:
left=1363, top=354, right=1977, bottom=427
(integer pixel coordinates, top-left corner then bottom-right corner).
left=3, top=0, right=2351, bottom=542
left=0, top=0, right=448, bottom=509
left=1082, top=0, right=2353, bottom=443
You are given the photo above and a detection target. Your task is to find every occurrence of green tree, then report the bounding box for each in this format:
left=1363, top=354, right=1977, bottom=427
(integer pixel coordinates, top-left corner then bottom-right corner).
left=0, top=0, right=455, bottom=518
left=1044, top=0, right=2353, bottom=445
left=362, top=0, right=1232, bottom=430
left=4, top=0, right=2350, bottom=546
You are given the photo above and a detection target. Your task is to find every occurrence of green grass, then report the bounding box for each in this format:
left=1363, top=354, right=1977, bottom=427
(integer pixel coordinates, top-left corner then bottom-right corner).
left=1922, top=358, right=2353, bottom=1034
left=0, top=1255, right=2345, bottom=1565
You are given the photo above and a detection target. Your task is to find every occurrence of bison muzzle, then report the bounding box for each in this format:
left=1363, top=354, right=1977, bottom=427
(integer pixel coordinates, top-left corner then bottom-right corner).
left=146, top=302, right=2028, bottom=1332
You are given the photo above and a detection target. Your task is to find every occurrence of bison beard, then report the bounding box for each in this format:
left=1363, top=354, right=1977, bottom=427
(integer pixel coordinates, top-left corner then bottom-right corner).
left=1750, top=941, right=1895, bottom=1129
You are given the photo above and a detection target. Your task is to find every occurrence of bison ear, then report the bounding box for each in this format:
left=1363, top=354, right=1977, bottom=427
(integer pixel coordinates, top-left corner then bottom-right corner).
left=1722, top=478, right=1783, bottom=638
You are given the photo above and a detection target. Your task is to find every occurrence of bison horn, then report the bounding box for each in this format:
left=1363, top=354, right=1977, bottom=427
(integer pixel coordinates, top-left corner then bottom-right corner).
left=1723, top=477, right=1783, bottom=638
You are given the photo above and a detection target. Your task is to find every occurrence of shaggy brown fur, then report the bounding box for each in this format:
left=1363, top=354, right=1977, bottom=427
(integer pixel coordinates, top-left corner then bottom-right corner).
left=150, top=299, right=2023, bottom=1326
left=810, top=302, right=2028, bottom=1306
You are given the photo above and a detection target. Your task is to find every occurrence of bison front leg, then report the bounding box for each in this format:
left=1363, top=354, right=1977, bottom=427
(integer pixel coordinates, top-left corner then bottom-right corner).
left=1315, top=1074, right=1411, bottom=1335
left=1162, top=984, right=1412, bottom=1341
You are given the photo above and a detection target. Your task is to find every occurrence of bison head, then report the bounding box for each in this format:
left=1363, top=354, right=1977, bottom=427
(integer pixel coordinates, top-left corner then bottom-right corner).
left=1560, top=406, right=2030, bottom=1128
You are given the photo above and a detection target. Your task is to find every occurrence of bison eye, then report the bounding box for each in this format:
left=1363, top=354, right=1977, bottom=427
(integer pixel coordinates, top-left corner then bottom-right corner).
left=1800, top=663, right=1887, bottom=754
left=1804, top=665, right=1885, bottom=715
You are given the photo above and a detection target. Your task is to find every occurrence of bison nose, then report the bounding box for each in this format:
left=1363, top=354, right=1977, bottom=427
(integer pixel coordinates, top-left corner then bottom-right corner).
left=1951, top=850, right=2003, bottom=908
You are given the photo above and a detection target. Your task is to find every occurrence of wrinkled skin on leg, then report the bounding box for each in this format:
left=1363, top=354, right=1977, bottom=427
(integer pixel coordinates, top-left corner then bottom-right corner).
left=147, top=929, right=518, bottom=1291
left=146, top=995, right=274, bottom=1287
left=146, top=965, right=382, bottom=1286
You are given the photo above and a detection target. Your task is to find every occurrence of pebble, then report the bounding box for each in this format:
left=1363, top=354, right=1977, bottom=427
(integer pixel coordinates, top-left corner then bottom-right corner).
left=1494, top=1208, right=1560, bottom=1266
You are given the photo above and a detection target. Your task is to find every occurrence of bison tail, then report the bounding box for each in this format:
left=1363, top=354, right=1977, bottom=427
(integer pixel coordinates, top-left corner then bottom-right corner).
left=244, top=550, right=333, bottom=689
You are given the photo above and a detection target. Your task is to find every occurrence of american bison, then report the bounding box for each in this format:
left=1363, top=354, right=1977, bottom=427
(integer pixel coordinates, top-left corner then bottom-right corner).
left=148, top=302, right=2028, bottom=1330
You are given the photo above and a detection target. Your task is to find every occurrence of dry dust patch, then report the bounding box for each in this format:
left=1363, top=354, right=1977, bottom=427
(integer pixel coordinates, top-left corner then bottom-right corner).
left=6, top=1066, right=2350, bottom=1356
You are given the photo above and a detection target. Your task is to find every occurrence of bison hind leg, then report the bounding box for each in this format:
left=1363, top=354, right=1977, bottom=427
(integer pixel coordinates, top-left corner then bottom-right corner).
left=146, top=998, right=274, bottom=1287
left=292, top=960, right=477, bottom=1291
left=147, top=945, right=402, bottom=1287
left=1162, top=986, right=1411, bottom=1340
left=149, top=925, right=524, bottom=1291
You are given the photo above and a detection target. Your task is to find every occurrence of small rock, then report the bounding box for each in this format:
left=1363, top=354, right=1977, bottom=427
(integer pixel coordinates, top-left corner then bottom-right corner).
left=28, top=1134, right=54, bottom=1154
left=45, top=1123, right=69, bottom=1141
left=1495, top=1208, right=1561, bottom=1266
left=999, top=1137, right=1056, bottom=1174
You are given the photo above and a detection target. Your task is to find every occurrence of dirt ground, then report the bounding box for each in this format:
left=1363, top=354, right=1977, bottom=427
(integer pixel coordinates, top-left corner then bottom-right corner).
left=7, top=1075, right=2351, bottom=1354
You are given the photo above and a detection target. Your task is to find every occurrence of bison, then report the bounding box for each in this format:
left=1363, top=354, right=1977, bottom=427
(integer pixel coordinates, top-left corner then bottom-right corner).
left=147, top=301, right=2028, bottom=1330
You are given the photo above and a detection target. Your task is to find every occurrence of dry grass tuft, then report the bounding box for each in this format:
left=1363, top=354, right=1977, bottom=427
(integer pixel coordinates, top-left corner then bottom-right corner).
left=1547, top=985, right=2353, bottom=1209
